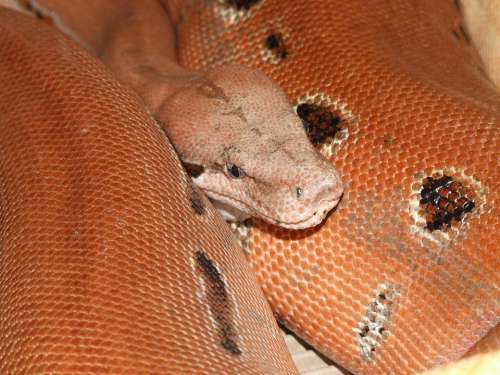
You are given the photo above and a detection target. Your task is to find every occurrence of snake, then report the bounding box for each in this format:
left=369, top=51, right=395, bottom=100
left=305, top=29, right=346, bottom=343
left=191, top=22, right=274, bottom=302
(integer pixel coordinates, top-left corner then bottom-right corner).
left=168, top=0, right=499, bottom=373
left=0, top=0, right=498, bottom=374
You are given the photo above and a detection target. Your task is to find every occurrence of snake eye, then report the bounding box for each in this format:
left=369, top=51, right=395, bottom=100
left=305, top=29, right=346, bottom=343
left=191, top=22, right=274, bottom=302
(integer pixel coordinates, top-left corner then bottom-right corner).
left=226, top=164, right=244, bottom=179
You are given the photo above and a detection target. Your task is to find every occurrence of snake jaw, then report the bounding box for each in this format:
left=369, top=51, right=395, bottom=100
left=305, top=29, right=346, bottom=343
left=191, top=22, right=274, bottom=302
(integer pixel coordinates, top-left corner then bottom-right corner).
left=198, top=180, right=342, bottom=230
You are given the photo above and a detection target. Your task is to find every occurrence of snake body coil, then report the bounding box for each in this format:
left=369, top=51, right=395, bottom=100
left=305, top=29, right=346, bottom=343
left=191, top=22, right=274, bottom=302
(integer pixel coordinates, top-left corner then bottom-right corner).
left=173, top=0, right=500, bottom=374
left=0, top=9, right=298, bottom=374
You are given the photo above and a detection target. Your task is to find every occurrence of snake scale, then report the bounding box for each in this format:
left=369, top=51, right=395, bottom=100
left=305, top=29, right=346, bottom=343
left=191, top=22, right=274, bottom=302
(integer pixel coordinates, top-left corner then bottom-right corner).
left=0, top=0, right=499, bottom=374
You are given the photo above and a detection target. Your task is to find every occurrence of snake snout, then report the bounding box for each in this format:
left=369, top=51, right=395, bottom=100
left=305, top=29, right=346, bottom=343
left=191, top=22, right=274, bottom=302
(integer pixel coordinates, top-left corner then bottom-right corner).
left=284, top=172, right=343, bottom=229
left=298, top=172, right=343, bottom=208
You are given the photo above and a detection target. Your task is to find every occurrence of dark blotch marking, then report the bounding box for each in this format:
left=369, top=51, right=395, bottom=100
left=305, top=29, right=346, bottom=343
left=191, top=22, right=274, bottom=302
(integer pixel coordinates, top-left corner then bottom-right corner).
left=297, top=103, right=342, bottom=144
left=452, top=22, right=471, bottom=44
left=453, top=0, right=462, bottom=14
left=189, top=185, right=205, bottom=215
left=227, top=0, right=260, bottom=11
left=25, top=1, right=44, bottom=19
left=419, top=175, right=475, bottom=231
left=359, top=325, right=369, bottom=338
left=458, top=23, right=471, bottom=44
left=34, top=9, right=44, bottom=19
left=183, top=162, right=204, bottom=178
left=358, top=286, right=396, bottom=360
left=383, top=135, right=395, bottom=146
left=195, top=250, right=241, bottom=355
left=265, top=33, right=288, bottom=60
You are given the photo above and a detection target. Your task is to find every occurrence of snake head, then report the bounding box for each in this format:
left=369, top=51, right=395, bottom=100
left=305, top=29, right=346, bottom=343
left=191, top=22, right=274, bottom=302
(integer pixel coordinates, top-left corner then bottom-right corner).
left=160, top=65, right=343, bottom=229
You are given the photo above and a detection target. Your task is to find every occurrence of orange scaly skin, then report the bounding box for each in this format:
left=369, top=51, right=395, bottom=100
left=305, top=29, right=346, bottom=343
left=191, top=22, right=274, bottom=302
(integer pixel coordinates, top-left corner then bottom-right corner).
left=172, top=1, right=499, bottom=374
left=0, top=8, right=298, bottom=374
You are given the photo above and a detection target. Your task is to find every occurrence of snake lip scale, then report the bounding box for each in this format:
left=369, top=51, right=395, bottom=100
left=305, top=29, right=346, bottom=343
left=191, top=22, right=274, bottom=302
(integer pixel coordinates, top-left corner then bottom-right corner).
left=204, top=186, right=342, bottom=230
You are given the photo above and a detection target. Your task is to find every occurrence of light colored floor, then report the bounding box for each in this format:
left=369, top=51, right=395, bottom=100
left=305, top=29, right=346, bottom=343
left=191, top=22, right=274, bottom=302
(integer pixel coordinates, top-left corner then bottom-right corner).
left=281, top=327, right=348, bottom=375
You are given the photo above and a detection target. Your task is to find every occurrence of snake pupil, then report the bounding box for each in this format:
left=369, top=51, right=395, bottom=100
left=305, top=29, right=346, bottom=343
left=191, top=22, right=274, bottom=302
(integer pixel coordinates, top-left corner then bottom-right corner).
left=227, top=164, right=243, bottom=178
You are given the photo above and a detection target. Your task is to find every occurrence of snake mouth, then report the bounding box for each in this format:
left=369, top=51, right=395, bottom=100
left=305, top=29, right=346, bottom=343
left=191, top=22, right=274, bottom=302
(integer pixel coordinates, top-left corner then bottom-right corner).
left=201, top=188, right=339, bottom=230
left=273, top=197, right=341, bottom=230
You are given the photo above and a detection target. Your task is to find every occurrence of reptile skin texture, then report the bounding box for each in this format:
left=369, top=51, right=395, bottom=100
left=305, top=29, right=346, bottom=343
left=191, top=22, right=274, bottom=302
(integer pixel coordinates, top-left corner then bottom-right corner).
left=0, top=9, right=299, bottom=374
left=171, top=0, right=500, bottom=374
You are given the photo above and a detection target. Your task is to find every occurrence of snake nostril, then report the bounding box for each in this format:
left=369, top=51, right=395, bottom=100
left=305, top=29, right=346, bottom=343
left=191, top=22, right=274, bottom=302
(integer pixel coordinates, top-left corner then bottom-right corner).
left=296, top=187, right=303, bottom=198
